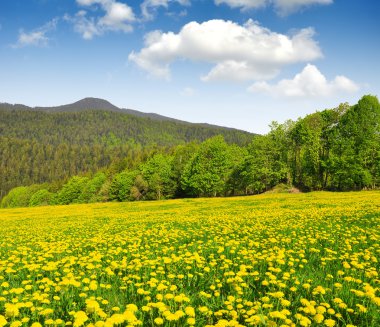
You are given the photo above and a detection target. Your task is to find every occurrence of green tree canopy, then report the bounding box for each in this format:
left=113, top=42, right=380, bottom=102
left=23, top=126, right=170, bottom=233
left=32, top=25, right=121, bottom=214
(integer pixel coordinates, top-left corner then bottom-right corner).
left=181, top=136, right=234, bottom=197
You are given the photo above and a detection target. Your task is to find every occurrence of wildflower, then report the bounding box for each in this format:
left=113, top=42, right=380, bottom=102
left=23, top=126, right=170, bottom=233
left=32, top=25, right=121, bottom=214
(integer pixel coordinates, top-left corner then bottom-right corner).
left=324, top=319, right=336, bottom=327
left=314, top=314, right=324, bottom=323
left=73, top=311, right=88, bottom=327
left=154, top=317, right=164, bottom=325
left=5, top=304, right=19, bottom=318
left=86, top=300, right=100, bottom=314
left=185, top=306, right=195, bottom=317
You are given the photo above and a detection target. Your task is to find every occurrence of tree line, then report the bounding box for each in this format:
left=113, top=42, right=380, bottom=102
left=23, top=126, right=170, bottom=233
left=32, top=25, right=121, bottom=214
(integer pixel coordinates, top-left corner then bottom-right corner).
left=1, top=95, right=379, bottom=208
left=0, top=108, right=253, bottom=199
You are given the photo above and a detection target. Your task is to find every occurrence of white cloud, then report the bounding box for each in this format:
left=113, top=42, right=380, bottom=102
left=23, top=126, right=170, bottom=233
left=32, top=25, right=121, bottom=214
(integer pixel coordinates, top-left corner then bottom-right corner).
left=13, top=19, right=58, bottom=48
left=129, top=19, right=322, bottom=81
left=99, top=1, right=135, bottom=31
left=215, top=0, right=266, bottom=10
left=64, top=11, right=101, bottom=40
left=141, top=0, right=190, bottom=20
left=76, top=0, right=97, bottom=4
left=201, top=60, right=279, bottom=82
left=248, top=64, right=359, bottom=97
left=68, top=0, right=135, bottom=39
left=18, top=31, right=49, bottom=47
left=274, top=0, right=333, bottom=15
left=166, top=9, right=188, bottom=18
left=215, top=0, right=333, bottom=15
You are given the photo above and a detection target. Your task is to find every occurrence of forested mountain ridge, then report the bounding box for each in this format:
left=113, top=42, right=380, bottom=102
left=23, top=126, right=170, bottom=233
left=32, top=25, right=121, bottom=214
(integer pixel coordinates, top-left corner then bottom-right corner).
left=1, top=97, right=227, bottom=125
left=0, top=99, right=254, bottom=198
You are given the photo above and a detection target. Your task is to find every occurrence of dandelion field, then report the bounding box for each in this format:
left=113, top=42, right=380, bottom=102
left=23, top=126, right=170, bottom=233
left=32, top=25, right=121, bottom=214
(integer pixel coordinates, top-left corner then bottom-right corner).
left=0, top=192, right=379, bottom=327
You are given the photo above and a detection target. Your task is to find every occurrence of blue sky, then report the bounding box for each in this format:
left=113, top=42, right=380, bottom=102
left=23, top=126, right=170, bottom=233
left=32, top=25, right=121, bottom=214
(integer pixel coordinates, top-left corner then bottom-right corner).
left=0, top=0, right=379, bottom=133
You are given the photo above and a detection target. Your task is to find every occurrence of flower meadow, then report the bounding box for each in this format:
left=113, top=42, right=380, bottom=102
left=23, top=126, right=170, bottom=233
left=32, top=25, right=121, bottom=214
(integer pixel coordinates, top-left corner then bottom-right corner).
left=0, top=192, right=379, bottom=327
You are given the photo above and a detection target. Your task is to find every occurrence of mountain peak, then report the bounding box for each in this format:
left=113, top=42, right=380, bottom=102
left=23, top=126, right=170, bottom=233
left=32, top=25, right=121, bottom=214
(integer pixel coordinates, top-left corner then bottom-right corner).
left=71, top=97, right=121, bottom=111
left=34, top=97, right=122, bottom=113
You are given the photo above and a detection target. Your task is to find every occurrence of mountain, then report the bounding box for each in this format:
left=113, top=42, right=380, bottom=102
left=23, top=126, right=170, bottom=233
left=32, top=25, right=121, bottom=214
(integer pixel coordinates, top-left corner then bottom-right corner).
left=36, top=97, right=185, bottom=122
left=0, top=97, right=252, bottom=132
left=122, top=108, right=186, bottom=123
left=0, top=97, right=122, bottom=113
left=1, top=97, right=225, bottom=126
left=35, top=97, right=122, bottom=113
left=0, top=98, right=255, bottom=199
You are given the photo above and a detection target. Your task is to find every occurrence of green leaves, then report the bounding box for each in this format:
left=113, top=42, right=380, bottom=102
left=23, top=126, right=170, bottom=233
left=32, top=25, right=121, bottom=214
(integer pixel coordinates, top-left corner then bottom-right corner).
left=181, top=136, right=234, bottom=197
left=109, top=171, right=138, bottom=202
left=141, top=154, right=176, bottom=200
left=29, top=189, right=54, bottom=207
left=56, top=176, right=89, bottom=205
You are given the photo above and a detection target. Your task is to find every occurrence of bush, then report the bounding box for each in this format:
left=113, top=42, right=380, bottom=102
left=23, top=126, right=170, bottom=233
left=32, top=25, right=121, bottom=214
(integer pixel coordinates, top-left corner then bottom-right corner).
left=29, top=189, right=54, bottom=207
left=78, top=173, right=107, bottom=203
left=1, top=184, right=50, bottom=208
left=109, top=170, right=138, bottom=202
left=56, top=176, right=89, bottom=205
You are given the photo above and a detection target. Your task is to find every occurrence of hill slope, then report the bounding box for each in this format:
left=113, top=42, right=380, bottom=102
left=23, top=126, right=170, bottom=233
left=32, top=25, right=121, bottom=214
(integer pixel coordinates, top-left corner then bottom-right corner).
left=0, top=98, right=254, bottom=198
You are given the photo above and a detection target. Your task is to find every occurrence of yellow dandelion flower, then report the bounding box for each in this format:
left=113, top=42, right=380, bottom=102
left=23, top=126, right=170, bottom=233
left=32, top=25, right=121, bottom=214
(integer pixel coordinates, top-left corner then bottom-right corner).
left=314, top=314, right=324, bottom=323
left=0, top=315, right=7, bottom=327
left=185, top=306, right=195, bottom=317
left=187, top=317, right=195, bottom=325
left=5, top=304, right=19, bottom=318
left=324, top=319, right=336, bottom=327
left=154, top=317, right=164, bottom=325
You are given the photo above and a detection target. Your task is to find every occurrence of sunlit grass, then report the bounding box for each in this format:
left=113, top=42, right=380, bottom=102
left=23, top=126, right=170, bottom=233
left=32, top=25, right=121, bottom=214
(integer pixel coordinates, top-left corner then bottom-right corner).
left=0, top=192, right=379, bottom=326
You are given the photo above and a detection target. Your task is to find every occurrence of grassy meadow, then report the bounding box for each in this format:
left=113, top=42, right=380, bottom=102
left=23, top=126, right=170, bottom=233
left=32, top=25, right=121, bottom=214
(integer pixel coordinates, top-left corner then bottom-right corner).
left=0, top=192, right=379, bottom=327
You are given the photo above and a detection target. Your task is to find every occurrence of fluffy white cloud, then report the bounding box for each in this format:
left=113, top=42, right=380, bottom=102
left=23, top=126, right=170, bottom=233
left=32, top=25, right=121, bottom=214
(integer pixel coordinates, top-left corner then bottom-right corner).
left=13, top=19, right=58, bottom=48
left=248, top=64, right=359, bottom=97
left=215, top=0, right=333, bottom=15
left=141, top=0, right=190, bottom=20
left=68, top=0, right=135, bottom=39
left=129, top=19, right=322, bottom=81
left=99, top=1, right=135, bottom=31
